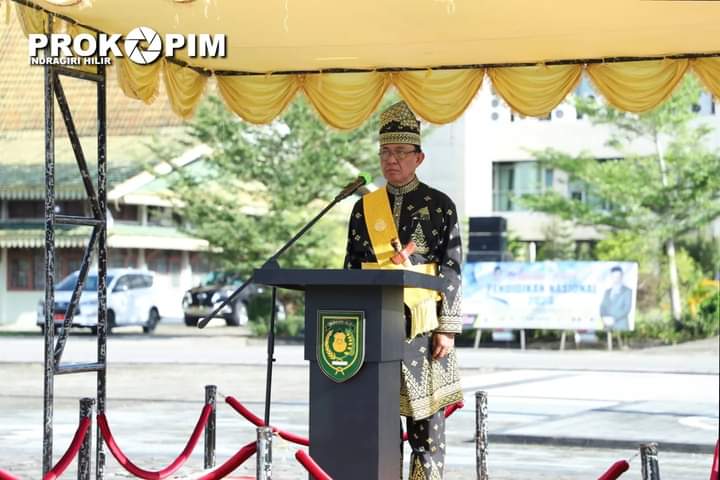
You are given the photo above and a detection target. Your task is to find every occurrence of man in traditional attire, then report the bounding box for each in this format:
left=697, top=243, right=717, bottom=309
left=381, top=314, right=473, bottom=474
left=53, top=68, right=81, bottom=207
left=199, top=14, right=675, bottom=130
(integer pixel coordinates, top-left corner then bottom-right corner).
left=344, top=101, right=463, bottom=479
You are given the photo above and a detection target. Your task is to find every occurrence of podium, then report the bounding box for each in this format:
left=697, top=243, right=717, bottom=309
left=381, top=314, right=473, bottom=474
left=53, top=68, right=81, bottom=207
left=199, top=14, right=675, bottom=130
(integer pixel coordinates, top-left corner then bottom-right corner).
left=254, top=268, right=444, bottom=480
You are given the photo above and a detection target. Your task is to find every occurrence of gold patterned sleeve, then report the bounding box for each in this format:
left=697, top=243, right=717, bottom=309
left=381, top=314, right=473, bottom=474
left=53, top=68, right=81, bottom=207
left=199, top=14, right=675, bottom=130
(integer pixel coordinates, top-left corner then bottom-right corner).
left=436, top=202, right=463, bottom=334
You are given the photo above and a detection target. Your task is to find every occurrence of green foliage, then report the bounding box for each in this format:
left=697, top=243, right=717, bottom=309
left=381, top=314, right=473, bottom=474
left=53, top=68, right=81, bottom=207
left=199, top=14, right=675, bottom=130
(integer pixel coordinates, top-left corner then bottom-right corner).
left=162, top=95, right=388, bottom=277
left=628, top=294, right=719, bottom=344
left=505, top=232, right=527, bottom=261
left=677, top=233, right=720, bottom=279
left=246, top=291, right=305, bottom=337
left=536, top=219, right=576, bottom=260
left=249, top=315, right=305, bottom=338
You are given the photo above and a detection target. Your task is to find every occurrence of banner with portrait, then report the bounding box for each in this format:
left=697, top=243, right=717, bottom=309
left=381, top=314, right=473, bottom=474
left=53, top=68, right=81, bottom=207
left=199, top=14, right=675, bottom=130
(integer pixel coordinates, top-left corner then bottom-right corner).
left=463, top=261, right=638, bottom=331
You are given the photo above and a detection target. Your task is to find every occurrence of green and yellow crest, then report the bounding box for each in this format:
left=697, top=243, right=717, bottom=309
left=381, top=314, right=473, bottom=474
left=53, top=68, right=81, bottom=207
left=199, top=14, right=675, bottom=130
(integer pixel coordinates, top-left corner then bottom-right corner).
left=317, top=310, right=365, bottom=382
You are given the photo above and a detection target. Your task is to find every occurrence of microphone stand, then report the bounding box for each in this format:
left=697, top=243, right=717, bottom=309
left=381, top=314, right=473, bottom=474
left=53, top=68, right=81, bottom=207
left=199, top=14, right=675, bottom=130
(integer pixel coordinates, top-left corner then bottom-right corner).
left=197, top=182, right=365, bottom=426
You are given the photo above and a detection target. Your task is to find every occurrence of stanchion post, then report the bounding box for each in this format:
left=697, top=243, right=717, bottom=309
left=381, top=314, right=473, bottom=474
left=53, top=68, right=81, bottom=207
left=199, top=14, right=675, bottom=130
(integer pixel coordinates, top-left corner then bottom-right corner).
left=475, top=391, right=488, bottom=480
left=640, top=442, right=661, bottom=480
left=78, top=397, right=94, bottom=480
left=204, top=385, right=217, bottom=469
left=257, top=426, right=273, bottom=480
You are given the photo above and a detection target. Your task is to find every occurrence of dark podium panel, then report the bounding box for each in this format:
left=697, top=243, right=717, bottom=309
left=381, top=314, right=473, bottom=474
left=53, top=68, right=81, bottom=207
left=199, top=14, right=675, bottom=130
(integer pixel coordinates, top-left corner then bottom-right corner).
left=254, top=268, right=443, bottom=480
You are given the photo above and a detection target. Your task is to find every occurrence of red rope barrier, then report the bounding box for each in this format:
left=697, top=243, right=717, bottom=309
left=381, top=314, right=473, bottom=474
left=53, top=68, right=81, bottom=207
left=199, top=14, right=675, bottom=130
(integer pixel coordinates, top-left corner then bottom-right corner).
left=597, top=460, right=629, bottom=480
left=278, top=430, right=310, bottom=447
left=225, top=397, right=309, bottom=446
left=295, top=450, right=333, bottom=480
left=44, top=417, right=92, bottom=480
left=98, top=404, right=212, bottom=480
left=225, top=397, right=466, bottom=447
left=197, top=441, right=256, bottom=480
left=0, top=468, right=21, bottom=480
left=225, top=397, right=264, bottom=427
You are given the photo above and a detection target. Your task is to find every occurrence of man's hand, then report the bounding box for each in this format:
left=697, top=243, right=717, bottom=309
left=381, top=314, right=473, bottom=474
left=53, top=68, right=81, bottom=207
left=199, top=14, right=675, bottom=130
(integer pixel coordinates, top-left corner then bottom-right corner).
left=432, top=332, right=455, bottom=359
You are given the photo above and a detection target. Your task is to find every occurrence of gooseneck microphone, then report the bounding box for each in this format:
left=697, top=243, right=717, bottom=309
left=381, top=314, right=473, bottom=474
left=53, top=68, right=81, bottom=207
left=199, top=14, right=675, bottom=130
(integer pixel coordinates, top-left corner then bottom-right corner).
left=200, top=172, right=374, bottom=329
left=335, top=172, right=373, bottom=201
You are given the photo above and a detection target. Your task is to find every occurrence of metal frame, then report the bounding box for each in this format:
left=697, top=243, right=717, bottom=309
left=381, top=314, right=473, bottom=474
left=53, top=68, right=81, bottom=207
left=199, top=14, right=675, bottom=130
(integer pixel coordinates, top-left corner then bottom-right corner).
left=41, top=15, right=108, bottom=480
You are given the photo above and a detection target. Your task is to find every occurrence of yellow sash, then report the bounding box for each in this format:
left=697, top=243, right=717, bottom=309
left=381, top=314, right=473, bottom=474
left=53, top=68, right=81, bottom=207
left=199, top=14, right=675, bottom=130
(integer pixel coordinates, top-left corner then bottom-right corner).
left=361, top=187, right=441, bottom=338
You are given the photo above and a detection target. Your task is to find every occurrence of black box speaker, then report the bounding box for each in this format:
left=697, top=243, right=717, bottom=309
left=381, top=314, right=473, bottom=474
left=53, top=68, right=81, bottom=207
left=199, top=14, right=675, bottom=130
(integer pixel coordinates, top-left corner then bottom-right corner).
left=469, top=216, right=507, bottom=234
left=468, top=234, right=506, bottom=252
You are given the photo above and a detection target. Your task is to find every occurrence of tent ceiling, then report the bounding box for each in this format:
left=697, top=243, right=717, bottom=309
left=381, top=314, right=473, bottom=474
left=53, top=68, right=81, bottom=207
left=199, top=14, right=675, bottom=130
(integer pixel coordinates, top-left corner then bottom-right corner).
left=34, top=0, right=720, bottom=73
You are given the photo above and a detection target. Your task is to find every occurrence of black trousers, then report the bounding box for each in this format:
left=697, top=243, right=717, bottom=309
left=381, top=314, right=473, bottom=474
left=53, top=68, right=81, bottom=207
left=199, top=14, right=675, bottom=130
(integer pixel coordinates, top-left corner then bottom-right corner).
left=402, top=409, right=446, bottom=479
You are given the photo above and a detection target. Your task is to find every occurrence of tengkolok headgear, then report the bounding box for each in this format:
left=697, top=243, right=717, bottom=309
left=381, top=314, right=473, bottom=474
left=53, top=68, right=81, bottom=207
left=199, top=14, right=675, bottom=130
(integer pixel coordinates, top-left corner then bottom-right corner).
left=379, top=101, right=421, bottom=147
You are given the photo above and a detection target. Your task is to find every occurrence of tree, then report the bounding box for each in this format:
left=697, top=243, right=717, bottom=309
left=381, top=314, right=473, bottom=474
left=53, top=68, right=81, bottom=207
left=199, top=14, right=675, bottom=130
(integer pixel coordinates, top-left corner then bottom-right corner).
left=522, top=77, right=720, bottom=323
left=160, top=95, right=385, bottom=276
left=536, top=219, right=577, bottom=261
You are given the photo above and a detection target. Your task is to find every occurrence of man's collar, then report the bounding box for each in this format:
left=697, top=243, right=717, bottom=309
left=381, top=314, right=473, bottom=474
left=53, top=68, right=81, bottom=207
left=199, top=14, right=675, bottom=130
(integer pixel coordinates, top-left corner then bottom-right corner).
left=387, top=176, right=420, bottom=195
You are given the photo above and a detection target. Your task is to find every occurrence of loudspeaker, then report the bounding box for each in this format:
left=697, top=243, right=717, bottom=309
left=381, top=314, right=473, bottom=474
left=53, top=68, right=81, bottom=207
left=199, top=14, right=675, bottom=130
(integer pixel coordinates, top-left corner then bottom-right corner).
left=468, top=234, right=506, bottom=252
left=469, top=217, right=506, bottom=234
left=467, top=216, right=508, bottom=262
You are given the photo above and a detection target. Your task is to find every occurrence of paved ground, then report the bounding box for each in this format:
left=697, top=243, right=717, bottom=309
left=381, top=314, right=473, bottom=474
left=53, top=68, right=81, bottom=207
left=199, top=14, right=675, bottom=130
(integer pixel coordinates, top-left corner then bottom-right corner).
left=0, top=321, right=717, bottom=479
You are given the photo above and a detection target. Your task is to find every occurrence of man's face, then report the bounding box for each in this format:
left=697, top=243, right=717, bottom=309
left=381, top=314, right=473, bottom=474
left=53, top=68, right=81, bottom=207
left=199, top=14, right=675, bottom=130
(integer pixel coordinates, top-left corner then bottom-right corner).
left=611, top=271, right=623, bottom=286
left=379, top=143, right=425, bottom=186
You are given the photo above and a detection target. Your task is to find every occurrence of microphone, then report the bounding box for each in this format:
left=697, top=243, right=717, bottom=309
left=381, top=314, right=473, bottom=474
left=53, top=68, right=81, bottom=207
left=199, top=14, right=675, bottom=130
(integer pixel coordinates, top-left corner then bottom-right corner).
left=335, top=172, right=373, bottom=200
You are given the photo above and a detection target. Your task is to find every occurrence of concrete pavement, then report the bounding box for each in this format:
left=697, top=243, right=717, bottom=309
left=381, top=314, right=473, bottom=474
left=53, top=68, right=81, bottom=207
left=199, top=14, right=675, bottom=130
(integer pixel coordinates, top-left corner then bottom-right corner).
left=0, top=325, right=717, bottom=478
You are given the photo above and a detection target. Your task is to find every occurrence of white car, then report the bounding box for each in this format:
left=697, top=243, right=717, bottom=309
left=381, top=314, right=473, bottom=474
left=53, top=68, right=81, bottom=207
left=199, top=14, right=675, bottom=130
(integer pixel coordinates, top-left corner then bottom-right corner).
left=37, top=268, right=161, bottom=334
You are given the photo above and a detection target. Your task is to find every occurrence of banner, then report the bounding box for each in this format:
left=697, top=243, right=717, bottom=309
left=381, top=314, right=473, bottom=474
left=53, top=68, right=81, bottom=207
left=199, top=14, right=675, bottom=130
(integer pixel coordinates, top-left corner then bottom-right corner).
left=463, top=261, right=638, bottom=331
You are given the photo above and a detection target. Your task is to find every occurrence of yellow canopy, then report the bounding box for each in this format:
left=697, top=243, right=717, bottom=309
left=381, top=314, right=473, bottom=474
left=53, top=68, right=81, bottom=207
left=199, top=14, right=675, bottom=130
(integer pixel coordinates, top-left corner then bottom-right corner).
left=9, top=0, right=720, bottom=127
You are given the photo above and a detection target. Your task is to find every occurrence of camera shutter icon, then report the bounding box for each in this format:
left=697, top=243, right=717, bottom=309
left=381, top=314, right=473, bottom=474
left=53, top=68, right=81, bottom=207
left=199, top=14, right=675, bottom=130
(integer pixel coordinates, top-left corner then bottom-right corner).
left=124, top=26, right=162, bottom=65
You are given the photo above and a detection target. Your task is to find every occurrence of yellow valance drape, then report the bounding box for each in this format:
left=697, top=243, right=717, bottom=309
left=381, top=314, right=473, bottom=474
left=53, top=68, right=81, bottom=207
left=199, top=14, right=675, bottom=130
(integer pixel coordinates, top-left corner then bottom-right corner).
left=393, top=69, right=484, bottom=125
left=692, top=58, right=720, bottom=100
left=9, top=3, right=720, bottom=127
left=115, top=56, right=162, bottom=105
left=216, top=74, right=300, bottom=124
left=14, top=2, right=46, bottom=35
left=302, top=72, right=390, bottom=130
left=489, top=65, right=582, bottom=118
left=163, top=61, right=208, bottom=119
left=587, top=59, right=689, bottom=113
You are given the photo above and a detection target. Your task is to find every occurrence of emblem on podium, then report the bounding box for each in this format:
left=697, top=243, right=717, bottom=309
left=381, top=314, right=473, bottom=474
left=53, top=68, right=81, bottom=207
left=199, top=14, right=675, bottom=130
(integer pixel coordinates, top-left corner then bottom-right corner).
left=317, top=310, right=366, bottom=382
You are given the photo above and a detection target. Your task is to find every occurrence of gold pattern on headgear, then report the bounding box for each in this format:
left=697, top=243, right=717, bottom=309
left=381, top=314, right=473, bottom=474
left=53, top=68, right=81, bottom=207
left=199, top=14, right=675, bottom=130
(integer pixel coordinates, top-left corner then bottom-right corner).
left=379, top=101, right=421, bottom=146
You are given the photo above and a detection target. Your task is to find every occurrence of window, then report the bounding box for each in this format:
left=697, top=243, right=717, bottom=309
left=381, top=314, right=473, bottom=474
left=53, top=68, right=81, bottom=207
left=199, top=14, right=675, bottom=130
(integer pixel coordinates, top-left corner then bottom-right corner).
left=109, top=249, right=137, bottom=268
left=56, top=201, right=87, bottom=216
left=696, top=92, right=717, bottom=116
left=113, top=276, right=131, bottom=292
left=109, top=204, right=139, bottom=223
left=8, top=249, right=44, bottom=290
left=8, top=248, right=87, bottom=290
left=59, top=250, right=84, bottom=277
left=190, top=252, right=211, bottom=285
left=147, top=250, right=182, bottom=287
left=147, top=250, right=169, bottom=273
left=493, top=162, right=550, bottom=212
left=8, top=201, right=44, bottom=219
left=147, top=206, right=176, bottom=227
left=125, top=274, right=152, bottom=289
left=568, top=179, right=612, bottom=211
left=57, top=273, right=113, bottom=291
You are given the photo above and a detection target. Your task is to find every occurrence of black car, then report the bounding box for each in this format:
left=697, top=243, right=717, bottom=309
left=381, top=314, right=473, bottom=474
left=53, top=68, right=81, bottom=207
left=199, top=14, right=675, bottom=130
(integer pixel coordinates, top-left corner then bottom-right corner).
left=181, top=272, right=258, bottom=327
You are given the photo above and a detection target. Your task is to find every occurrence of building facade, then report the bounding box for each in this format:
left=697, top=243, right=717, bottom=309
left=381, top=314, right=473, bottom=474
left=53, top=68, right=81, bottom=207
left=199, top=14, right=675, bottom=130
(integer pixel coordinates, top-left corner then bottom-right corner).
left=0, top=144, right=212, bottom=325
